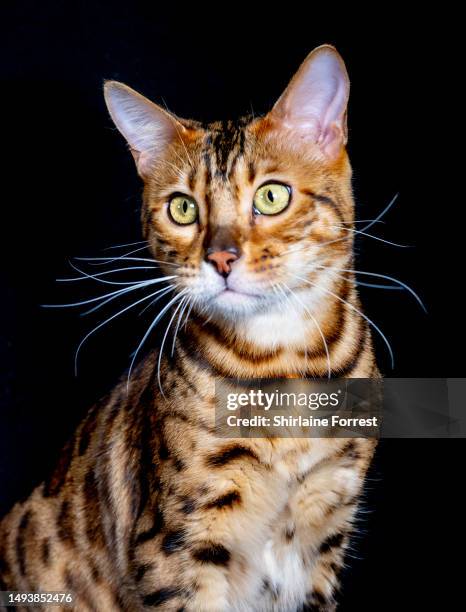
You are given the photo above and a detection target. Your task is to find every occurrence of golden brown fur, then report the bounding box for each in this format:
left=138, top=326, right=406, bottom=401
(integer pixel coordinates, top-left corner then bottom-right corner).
left=0, top=45, right=378, bottom=611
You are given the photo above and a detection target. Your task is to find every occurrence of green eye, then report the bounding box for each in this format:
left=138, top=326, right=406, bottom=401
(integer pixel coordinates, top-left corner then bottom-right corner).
left=253, top=183, right=291, bottom=215
left=168, top=195, right=199, bottom=225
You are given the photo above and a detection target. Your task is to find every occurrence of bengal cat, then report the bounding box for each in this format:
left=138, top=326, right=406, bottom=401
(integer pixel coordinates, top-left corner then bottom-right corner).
left=0, top=45, right=378, bottom=611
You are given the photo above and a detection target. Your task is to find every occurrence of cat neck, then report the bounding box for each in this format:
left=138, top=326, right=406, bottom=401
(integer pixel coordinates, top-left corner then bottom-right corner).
left=178, top=280, right=370, bottom=379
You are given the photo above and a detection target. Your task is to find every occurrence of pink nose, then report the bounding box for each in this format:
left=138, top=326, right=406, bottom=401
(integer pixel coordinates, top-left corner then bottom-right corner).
left=206, top=250, right=238, bottom=276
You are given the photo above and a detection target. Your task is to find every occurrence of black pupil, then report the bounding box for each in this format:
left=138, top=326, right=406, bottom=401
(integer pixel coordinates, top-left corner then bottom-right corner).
left=182, top=200, right=188, bottom=214
left=267, top=189, right=274, bottom=202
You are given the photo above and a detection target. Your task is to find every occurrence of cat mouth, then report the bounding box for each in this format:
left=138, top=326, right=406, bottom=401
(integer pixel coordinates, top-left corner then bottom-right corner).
left=216, top=287, right=260, bottom=300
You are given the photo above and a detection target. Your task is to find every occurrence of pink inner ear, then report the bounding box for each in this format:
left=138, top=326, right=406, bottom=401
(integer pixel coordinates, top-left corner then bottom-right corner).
left=270, top=46, right=350, bottom=156
left=104, top=81, right=185, bottom=177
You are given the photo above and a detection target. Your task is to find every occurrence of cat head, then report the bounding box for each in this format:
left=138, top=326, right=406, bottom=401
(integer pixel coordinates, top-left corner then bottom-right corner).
left=104, top=45, right=353, bottom=325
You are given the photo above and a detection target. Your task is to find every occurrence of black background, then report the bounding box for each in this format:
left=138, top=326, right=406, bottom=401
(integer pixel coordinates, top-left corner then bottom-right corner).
left=0, top=3, right=461, bottom=609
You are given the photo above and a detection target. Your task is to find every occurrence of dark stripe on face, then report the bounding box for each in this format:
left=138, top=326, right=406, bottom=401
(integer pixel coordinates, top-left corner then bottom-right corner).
left=206, top=490, right=241, bottom=509
left=203, top=137, right=212, bottom=185
left=206, top=117, right=250, bottom=179
left=206, top=444, right=260, bottom=467
left=301, top=190, right=345, bottom=224
left=16, top=510, right=30, bottom=575
left=192, top=543, right=231, bottom=566
left=248, top=160, right=256, bottom=184
left=143, top=587, right=180, bottom=607
left=187, top=166, right=197, bottom=192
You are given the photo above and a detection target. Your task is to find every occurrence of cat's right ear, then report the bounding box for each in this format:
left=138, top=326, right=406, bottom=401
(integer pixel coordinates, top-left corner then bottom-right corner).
left=103, top=81, right=185, bottom=178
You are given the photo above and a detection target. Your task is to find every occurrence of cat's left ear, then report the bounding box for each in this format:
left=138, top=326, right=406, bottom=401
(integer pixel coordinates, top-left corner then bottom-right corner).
left=267, top=45, right=350, bottom=159
left=103, top=81, right=186, bottom=178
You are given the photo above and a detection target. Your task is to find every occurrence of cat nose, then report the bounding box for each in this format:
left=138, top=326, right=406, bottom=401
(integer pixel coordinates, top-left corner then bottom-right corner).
left=206, top=248, right=239, bottom=276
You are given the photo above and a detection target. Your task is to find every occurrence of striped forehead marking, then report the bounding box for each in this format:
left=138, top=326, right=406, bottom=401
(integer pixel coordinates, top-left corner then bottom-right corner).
left=203, top=117, right=251, bottom=180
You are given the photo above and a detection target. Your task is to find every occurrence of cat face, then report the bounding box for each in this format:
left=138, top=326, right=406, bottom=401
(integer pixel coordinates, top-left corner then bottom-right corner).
left=104, top=45, right=354, bottom=323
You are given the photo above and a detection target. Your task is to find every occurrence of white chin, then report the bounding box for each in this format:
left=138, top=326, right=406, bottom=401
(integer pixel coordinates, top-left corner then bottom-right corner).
left=210, top=289, right=263, bottom=317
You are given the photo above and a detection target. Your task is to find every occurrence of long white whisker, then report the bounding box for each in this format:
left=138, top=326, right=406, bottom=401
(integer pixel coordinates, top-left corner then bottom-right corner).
left=59, top=263, right=159, bottom=285
left=357, top=281, right=403, bottom=290
left=317, top=267, right=404, bottom=291
left=82, top=279, right=176, bottom=316
left=280, top=281, right=331, bottom=379
left=340, top=219, right=385, bottom=225
left=127, top=290, right=187, bottom=391
left=316, top=265, right=426, bottom=313
left=103, top=240, right=147, bottom=251
left=91, top=244, right=150, bottom=266
left=281, top=232, right=353, bottom=257
left=281, top=194, right=400, bottom=258
left=156, top=295, right=188, bottom=398
left=74, top=284, right=175, bottom=375
left=171, top=296, right=190, bottom=357
left=293, top=273, right=395, bottom=368
left=332, top=226, right=411, bottom=248
left=272, top=283, right=308, bottom=378
left=182, top=299, right=195, bottom=330
left=361, top=193, right=399, bottom=233
left=42, top=277, right=175, bottom=310
left=138, top=282, right=182, bottom=316
left=58, top=266, right=157, bottom=282
left=75, top=256, right=180, bottom=268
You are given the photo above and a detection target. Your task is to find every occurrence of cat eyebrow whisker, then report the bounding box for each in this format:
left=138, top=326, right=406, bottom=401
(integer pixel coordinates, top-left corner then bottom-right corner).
left=75, top=284, right=176, bottom=375
left=127, top=289, right=188, bottom=392
left=279, top=281, right=332, bottom=379
left=155, top=156, right=188, bottom=177
left=292, top=273, right=395, bottom=368
left=160, top=98, right=195, bottom=170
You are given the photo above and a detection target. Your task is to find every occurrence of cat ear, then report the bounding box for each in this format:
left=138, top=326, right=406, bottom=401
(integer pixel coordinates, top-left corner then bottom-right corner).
left=103, top=81, right=185, bottom=177
left=268, top=45, right=350, bottom=158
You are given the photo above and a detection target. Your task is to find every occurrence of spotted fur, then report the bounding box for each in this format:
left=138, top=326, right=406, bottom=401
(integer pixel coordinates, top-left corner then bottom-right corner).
left=0, top=45, right=378, bottom=611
